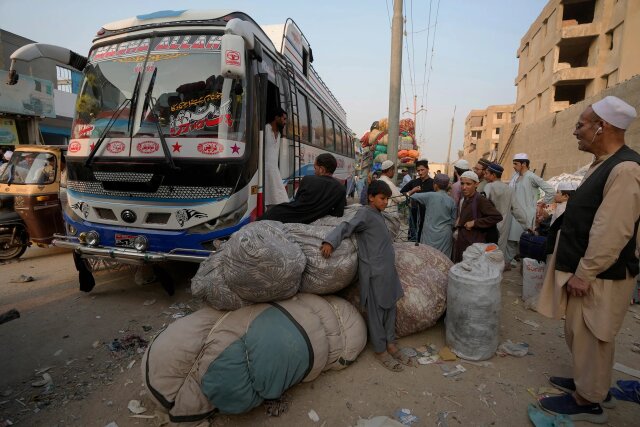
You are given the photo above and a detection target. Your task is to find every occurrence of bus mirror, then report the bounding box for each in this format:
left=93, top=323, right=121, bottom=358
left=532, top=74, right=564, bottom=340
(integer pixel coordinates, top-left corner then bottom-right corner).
left=220, top=34, right=246, bottom=80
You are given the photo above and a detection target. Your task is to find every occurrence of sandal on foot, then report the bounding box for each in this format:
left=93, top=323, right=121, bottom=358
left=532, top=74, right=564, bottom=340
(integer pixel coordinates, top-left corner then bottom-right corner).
left=376, top=353, right=403, bottom=372
left=390, top=348, right=415, bottom=367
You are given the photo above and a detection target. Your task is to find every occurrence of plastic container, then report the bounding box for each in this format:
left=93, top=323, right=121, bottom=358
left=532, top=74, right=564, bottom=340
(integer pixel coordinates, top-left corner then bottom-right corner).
left=445, top=243, right=504, bottom=361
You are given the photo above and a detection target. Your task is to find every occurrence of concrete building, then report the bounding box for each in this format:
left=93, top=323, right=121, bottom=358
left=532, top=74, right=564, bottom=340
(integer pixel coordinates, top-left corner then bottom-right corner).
left=461, top=104, right=515, bottom=166
left=492, top=0, right=640, bottom=180
left=514, top=0, right=640, bottom=125
left=0, top=29, right=79, bottom=146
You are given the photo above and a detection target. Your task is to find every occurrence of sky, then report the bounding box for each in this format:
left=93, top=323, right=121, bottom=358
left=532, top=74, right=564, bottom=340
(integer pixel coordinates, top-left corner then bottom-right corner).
left=0, top=0, right=548, bottom=163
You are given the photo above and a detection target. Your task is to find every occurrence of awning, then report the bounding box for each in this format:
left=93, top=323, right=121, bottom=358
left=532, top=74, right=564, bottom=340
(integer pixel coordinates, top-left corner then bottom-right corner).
left=39, top=124, right=71, bottom=136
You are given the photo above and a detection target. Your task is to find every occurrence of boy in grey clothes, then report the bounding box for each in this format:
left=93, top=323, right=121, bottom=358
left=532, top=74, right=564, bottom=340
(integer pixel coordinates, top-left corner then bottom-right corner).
left=321, top=180, right=408, bottom=372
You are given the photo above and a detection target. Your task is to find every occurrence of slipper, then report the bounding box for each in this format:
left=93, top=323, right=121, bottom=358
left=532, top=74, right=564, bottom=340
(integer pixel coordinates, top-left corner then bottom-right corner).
left=390, top=348, right=415, bottom=367
left=376, top=352, right=403, bottom=372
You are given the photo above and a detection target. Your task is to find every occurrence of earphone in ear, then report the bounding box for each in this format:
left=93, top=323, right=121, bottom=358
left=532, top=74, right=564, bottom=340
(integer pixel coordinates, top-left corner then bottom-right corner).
left=596, top=127, right=603, bottom=134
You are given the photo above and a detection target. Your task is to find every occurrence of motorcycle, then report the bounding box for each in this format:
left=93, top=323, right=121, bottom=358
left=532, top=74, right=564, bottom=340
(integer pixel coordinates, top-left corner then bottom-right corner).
left=0, top=194, right=29, bottom=260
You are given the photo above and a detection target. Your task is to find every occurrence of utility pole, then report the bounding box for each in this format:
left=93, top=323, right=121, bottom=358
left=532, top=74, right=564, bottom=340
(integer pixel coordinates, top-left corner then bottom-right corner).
left=387, top=0, right=403, bottom=184
left=445, top=105, right=456, bottom=175
left=403, top=95, right=427, bottom=125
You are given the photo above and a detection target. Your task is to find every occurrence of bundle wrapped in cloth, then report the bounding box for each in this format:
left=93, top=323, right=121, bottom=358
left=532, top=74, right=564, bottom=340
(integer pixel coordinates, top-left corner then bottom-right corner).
left=143, top=294, right=366, bottom=422
left=340, top=242, right=452, bottom=337
left=192, top=206, right=401, bottom=310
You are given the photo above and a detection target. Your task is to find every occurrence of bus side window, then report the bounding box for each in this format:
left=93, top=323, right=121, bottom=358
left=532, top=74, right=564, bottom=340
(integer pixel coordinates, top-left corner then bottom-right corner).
left=326, top=118, right=336, bottom=152
left=309, top=101, right=324, bottom=149
left=296, top=92, right=310, bottom=143
left=336, top=127, right=344, bottom=155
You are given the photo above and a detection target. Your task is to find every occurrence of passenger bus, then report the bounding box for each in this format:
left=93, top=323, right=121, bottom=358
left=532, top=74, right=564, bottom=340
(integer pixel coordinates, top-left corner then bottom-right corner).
left=7, top=10, right=355, bottom=293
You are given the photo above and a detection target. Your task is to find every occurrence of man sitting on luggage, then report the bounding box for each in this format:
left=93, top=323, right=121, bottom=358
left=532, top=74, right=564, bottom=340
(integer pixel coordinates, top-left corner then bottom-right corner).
left=259, top=153, right=346, bottom=224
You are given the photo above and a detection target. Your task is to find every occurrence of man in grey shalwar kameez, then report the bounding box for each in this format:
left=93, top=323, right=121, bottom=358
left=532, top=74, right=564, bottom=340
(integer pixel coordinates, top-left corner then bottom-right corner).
left=406, top=173, right=456, bottom=258
left=484, top=163, right=528, bottom=262
left=321, top=180, right=406, bottom=372
left=506, top=153, right=555, bottom=264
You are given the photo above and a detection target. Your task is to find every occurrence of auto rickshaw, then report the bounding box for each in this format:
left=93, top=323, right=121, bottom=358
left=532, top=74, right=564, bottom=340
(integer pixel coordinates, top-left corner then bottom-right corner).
left=0, top=145, right=66, bottom=259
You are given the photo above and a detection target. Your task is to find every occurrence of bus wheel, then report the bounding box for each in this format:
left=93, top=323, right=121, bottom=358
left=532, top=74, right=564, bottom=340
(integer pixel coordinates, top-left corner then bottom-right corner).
left=153, top=265, right=175, bottom=296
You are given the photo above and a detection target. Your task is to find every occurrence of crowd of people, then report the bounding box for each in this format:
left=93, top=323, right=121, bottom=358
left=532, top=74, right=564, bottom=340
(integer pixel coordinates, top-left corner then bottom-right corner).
left=261, top=96, right=639, bottom=423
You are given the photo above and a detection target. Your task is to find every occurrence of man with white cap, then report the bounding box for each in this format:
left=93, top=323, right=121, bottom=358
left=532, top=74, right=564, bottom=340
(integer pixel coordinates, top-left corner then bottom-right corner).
left=450, top=158, right=470, bottom=208
left=378, top=160, right=402, bottom=207
left=506, top=152, right=555, bottom=266
left=537, top=96, right=640, bottom=423
left=451, top=170, right=502, bottom=262
left=550, top=181, right=577, bottom=225
left=484, top=162, right=527, bottom=264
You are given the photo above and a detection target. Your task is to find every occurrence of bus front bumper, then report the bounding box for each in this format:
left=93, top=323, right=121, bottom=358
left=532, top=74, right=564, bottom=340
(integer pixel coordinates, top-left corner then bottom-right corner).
left=53, top=235, right=212, bottom=264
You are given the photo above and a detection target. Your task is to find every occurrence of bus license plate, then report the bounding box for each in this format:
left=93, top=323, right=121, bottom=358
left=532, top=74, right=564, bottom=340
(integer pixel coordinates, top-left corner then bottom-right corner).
left=115, top=234, right=137, bottom=248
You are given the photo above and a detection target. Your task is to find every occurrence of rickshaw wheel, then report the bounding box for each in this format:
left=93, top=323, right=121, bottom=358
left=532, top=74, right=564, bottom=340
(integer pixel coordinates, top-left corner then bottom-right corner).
left=0, top=234, right=27, bottom=260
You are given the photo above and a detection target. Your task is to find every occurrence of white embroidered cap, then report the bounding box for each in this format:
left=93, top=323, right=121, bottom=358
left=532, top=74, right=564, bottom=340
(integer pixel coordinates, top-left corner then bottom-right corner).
left=380, top=160, right=394, bottom=171
left=592, top=96, right=637, bottom=130
left=513, top=153, right=529, bottom=161
left=557, top=181, right=578, bottom=191
left=460, top=171, right=479, bottom=183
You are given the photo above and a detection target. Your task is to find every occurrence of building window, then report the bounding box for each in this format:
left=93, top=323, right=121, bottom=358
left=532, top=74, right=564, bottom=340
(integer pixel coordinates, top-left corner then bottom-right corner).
left=606, top=29, right=615, bottom=51
left=537, top=93, right=542, bottom=111
left=540, top=55, right=546, bottom=73
left=471, top=130, right=482, bottom=139
left=56, top=66, right=72, bottom=93
left=562, top=0, right=595, bottom=25
left=494, top=127, right=500, bottom=135
left=496, top=112, right=503, bottom=120
left=542, top=18, right=548, bottom=37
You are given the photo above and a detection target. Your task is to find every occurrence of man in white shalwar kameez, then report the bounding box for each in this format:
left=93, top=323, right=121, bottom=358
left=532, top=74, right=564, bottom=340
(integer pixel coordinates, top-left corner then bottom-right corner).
left=505, top=153, right=555, bottom=264
left=483, top=162, right=527, bottom=263
left=264, top=107, right=290, bottom=208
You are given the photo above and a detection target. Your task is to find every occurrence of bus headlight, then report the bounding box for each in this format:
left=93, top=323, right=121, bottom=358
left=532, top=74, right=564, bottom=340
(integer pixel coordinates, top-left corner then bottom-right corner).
left=133, top=235, right=148, bottom=251
left=86, top=231, right=100, bottom=246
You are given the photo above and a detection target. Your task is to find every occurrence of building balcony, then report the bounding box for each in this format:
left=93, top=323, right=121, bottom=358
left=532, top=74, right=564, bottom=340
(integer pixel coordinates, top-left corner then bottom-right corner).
left=552, top=66, right=596, bottom=85
left=560, top=22, right=599, bottom=39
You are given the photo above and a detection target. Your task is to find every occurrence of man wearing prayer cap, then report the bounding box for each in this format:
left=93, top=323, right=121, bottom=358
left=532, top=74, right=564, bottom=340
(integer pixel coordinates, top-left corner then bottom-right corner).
left=537, top=96, right=640, bottom=423
left=484, top=162, right=527, bottom=266
left=450, top=158, right=471, bottom=208
left=451, top=170, right=502, bottom=262
left=404, top=172, right=455, bottom=257
left=506, top=152, right=555, bottom=267
left=378, top=160, right=402, bottom=207
left=0, top=150, right=13, bottom=177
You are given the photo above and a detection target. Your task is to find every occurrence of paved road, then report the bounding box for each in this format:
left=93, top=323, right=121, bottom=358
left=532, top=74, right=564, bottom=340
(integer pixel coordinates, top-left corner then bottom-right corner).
left=0, top=247, right=638, bottom=427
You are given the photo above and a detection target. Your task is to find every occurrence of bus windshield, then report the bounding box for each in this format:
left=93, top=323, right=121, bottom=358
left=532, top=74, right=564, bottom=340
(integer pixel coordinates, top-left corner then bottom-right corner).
left=71, top=35, right=247, bottom=158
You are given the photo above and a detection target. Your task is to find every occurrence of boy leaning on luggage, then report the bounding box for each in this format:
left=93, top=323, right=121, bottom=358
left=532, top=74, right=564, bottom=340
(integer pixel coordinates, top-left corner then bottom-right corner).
left=320, top=180, right=412, bottom=372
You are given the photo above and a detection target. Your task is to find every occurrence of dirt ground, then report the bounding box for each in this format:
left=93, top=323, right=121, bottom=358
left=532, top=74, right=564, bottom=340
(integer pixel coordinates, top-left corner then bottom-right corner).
left=1, top=247, right=639, bottom=427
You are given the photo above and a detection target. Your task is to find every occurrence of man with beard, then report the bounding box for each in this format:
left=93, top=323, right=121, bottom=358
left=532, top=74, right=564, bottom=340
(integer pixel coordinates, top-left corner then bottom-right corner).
left=264, top=107, right=290, bottom=208
left=537, top=96, right=640, bottom=423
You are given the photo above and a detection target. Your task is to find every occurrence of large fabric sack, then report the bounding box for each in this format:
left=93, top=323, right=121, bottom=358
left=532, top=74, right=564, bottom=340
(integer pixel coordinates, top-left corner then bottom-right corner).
left=446, top=244, right=504, bottom=361
left=394, top=243, right=451, bottom=336
left=522, top=258, right=545, bottom=302
left=223, top=220, right=305, bottom=302
left=312, top=205, right=401, bottom=241
left=142, top=294, right=366, bottom=422
left=191, top=245, right=250, bottom=311
left=282, top=223, right=358, bottom=294
left=339, top=242, right=452, bottom=337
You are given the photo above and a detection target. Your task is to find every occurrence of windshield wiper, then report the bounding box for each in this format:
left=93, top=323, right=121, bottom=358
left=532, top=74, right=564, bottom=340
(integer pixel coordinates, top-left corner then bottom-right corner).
left=141, top=68, right=179, bottom=171
left=85, top=72, right=142, bottom=167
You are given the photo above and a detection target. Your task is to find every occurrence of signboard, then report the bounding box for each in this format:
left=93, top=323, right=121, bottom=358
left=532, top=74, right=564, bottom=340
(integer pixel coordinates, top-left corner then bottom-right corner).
left=0, top=70, right=55, bottom=118
left=0, top=118, right=19, bottom=145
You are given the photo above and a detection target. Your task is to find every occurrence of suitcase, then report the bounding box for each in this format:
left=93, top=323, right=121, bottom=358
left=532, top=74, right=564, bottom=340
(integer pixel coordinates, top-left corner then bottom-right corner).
left=519, top=232, right=547, bottom=262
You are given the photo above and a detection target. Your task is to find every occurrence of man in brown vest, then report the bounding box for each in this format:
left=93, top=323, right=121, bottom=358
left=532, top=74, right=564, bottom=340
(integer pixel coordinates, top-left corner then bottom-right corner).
left=537, top=96, right=640, bottom=423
